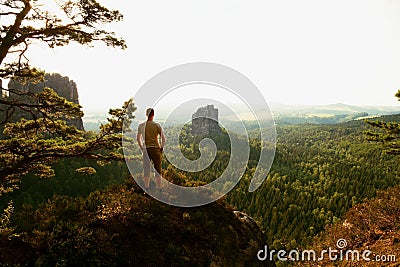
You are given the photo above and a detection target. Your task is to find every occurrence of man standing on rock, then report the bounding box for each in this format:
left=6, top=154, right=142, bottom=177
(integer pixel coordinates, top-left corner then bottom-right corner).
left=136, top=108, right=166, bottom=193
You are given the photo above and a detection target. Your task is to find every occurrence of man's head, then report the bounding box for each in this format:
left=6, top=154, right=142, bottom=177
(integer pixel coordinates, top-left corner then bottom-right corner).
left=146, top=108, right=154, bottom=120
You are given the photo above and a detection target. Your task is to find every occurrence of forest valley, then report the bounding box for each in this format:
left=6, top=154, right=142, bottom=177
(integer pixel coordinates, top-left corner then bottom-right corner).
left=1, top=105, right=399, bottom=266
left=0, top=1, right=399, bottom=265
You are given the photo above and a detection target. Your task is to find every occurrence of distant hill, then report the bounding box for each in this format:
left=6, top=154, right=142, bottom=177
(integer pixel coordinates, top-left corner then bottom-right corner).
left=270, top=102, right=400, bottom=116
left=267, top=103, right=400, bottom=125
left=86, top=103, right=400, bottom=129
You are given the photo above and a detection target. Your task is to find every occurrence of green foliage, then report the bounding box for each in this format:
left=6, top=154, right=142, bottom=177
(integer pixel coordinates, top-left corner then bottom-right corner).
left=0, top=84, right=398, bottom=267
left=0, top=178, right=274, bottom=266
left=0, top=201, right=16, bottom=239
left=228, top=120, right=400, bottom=250
left=0, top=158, right=131, bottom=211
left=164, top=117, right=400, bottom=251
left=75, top=167, right=97, bottom=175
left=0, top=86, right=83, bottom=127
left=0, top=0, right=130, bottom=196
left=0, top=94, right=136, bottom=192
left=5, top=73, right=85, bottom=130
left=14, top=194, right=119, bottom=266
left=365, top=90, right=400, bottom=155
left=2, top=109, right=399, bottom=259
left=300, top=186, right=400, bottom=267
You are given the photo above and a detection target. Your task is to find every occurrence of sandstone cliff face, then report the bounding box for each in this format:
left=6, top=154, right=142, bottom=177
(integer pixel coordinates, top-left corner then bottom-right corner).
left=192, top=105, right=222, bottom=136
left=8, top=73, right=84, bottom=130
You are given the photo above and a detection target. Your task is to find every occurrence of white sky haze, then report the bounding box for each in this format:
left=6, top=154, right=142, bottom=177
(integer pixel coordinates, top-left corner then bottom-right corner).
left=18, top=0, right=400, bottom=113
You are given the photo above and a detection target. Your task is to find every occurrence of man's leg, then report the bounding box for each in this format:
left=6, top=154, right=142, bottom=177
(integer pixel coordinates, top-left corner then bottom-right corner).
left=144, top=176, right=151, bottom=189
left=150, top=148, right=163, bottom=190
left=155, top=175, right=162, bottom=189
left=143, top=149, right=151, bottom=189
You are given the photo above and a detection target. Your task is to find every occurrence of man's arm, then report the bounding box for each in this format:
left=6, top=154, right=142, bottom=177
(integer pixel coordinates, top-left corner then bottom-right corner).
left=136, top=132, right=144, bottom=151
left=160, top=130, right=166, bottom=152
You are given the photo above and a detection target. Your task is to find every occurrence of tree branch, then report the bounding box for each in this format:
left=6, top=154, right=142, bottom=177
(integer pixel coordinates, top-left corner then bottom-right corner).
left=0, top=0, right=31, bottom=64
left=0, top=12, right=20, bottom=16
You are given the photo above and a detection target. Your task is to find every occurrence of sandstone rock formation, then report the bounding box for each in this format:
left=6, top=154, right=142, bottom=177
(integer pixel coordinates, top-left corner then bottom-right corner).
left=192, top=104, right=222, bottom=135
left=8, top=73, right=84, bottom=130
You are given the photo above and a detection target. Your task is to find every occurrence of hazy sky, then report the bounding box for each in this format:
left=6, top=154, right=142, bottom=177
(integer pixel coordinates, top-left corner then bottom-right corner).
left=21, top=0, right=400, bottom=113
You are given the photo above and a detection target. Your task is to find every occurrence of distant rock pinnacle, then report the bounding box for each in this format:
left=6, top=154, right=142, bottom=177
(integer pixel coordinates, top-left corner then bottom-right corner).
left=192, top=104, right=222, bottom=135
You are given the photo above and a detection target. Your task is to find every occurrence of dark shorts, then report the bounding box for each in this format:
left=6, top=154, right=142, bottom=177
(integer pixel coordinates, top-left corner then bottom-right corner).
left=143, top=147, right=162, bottom=177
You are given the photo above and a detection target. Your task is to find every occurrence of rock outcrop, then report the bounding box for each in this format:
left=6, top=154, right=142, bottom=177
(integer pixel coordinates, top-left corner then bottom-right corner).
left=0, top=180, right=276, bottom=267
left=8, top=73, right=84, bottom=130
left=192, top=105, right=222, bottom=135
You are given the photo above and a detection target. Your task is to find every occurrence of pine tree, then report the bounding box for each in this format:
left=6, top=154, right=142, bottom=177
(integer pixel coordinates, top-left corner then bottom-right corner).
left=0, top=0, right=134, bottom=194
left=365, top=90, right=400, bottom=155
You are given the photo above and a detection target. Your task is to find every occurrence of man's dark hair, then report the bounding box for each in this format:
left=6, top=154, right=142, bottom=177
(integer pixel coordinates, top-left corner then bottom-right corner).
left=147, top=108, right=154, bottom=118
